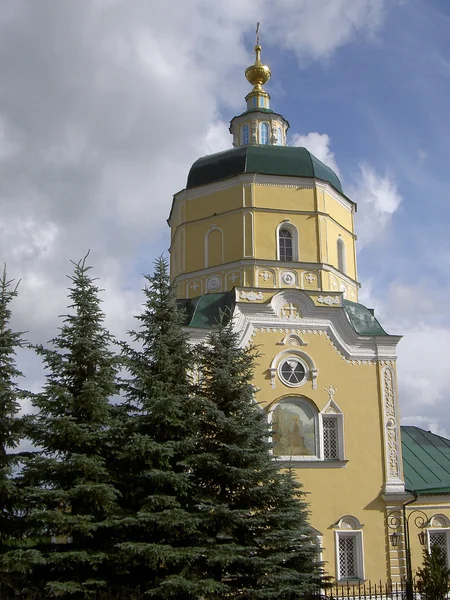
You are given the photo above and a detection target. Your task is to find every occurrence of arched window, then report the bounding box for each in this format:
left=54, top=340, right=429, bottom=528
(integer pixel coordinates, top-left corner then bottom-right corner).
left=337, top=237, right=346, bottom=273
left=279, top=228, right=293, bottom=261
left=241, top=124, right=249, bottom=145
left=271, top=398, right=318, bottom=458
left=260, top=122, right=269, bottom=145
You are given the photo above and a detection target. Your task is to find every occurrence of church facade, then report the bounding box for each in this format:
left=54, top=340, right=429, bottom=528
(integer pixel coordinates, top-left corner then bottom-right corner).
left=167, top=40, right=450, bottom=585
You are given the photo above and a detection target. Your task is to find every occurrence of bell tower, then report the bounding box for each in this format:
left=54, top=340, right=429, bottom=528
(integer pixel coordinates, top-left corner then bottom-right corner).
left=169, top=32, right=359, bottom=301
left=168, top=27, right=407, bottom=585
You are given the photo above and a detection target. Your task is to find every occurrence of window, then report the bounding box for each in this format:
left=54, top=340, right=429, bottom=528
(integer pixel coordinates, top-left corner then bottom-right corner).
left=429, top=530, right=450, bottom=565
left=279, top=228, right=293, bottom=261
left=323, top=416, right=340, bottom=459
left=335, top=517, right=364, bottom=581
left=337, top=533, right=363, bottom=580
left=260, top=122, right=269, bottom=145
left=278, top=357, right=307, bottom=387
left=268, top=394, right=345, bottom=462
left=271, top=398, right=317, bottom=458
left=259, top=96, right=265, bottom=108
left=242, top=124, right=249, bottom=145
left=337, top=237, right=346, bottom=273
left=252, top=96, right=257, bottom=108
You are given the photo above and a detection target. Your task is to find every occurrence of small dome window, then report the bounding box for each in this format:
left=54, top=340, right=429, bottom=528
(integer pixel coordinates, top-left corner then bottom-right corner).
left=260, top=122, right=269, bottom=145
left=241, top=124, right=249, bottom=145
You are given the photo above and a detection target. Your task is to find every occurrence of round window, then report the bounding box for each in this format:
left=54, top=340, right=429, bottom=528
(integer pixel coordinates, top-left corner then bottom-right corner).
left=278, top=357, right=307, bottom=387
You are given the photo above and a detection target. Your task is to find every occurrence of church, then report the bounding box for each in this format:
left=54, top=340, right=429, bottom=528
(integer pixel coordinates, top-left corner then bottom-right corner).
left=167, top=37, right=450, bottom=586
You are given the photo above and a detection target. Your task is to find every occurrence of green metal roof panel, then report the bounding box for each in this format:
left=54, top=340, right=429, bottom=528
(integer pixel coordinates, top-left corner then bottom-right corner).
left=178, top=292, right=235, bottom=329
left=186, top=145, right=344, bottom=194
left=401, top=426, right=450, bottom=494
left=343, top=300, right=388, bottom=336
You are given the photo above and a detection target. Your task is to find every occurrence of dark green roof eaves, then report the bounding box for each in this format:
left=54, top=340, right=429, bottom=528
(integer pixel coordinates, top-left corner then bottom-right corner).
left=186, top=145, right=345, bottom=195
left=343, top=299, right=388, bottom=336
left=401, top=426, right=450, bottom=493
left=178, top=292, right=235, bottom=329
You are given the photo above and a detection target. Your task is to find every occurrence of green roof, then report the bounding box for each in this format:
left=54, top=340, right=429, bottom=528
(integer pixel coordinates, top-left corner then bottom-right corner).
left=186, top=145, right=345, bottom=194
left=401, top=426, right=450, bottom=494
left=179, top=293, right=388, bottom=337
left=343, top=300, right=388, bottom=336
left=178, top=292, right=235, bottom=329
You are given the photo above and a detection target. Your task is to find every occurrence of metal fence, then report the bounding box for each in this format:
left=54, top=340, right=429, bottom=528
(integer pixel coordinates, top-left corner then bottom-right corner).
left=323, top=580, right=411, bottom=599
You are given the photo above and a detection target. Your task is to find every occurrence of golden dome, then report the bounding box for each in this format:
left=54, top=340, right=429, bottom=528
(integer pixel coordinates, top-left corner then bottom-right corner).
left=245, top=44, right=271, bottom=89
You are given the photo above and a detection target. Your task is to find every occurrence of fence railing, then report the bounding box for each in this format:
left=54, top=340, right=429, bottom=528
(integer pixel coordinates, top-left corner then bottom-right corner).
left=323, top=579, right=412, bottom=599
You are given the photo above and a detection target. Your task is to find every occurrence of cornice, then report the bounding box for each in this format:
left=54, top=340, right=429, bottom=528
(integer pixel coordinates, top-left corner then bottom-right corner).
left=183, top=288, right=400, bottom=362
left=172, top=173, right=353, bottom=207
left=173, top=260, right=360, bottom=289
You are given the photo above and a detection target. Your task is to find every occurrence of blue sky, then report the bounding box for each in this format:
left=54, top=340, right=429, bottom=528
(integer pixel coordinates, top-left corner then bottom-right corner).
left=0, top=0, right=449, bottom=434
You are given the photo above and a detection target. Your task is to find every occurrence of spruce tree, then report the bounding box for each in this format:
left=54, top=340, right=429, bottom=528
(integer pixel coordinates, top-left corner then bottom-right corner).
left=0, top=268, right=25, bottom=593
left=187, top=320, right=325, bottom=599
left=16, top=257, right=120, bottom=597
left=416, top=545, right=450, bottom=600
left=111, top=257, right=222, bottom=599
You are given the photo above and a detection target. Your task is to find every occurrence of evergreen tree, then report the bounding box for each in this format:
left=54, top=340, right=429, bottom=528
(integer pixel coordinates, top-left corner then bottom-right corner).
left=111, top=257, right=222, bottom=598
left=187, top=320, right=325, bottom=599
left=416, top=545, right=450, bottom=600
left=0, top=267, right=25, bottom=593
left=15, top=256, right=120, bottom=597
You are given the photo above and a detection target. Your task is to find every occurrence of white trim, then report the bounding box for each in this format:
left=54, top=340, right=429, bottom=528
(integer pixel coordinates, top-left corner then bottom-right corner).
left=182, top=288, right=401, bottom=362
left=204, top=226, right=224, bottom=269
left=269, top=348, right=318, bottom=391
left=335, top=529, right=365, bottom=582
left=173, top=259, right=360, bottom=289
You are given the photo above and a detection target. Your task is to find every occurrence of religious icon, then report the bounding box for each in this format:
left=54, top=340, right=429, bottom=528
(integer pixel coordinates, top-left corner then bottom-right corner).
left=272, top=400, right=315, bottom=456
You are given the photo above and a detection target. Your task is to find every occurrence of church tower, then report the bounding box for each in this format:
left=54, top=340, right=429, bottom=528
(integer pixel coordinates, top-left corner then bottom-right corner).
left=168, top=34, right=408, bottom=585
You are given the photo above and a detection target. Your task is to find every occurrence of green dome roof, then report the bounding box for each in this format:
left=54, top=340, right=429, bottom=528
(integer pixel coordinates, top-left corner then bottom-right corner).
left=186, top=145, right=343, bottom=193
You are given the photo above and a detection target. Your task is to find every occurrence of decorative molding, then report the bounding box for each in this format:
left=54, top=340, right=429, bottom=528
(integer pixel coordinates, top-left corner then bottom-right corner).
left=240, top=290, right=263, bottom=301
left=336, top=515, right=363, bottom=530
left=269, top=348, right=318, bottom=391
left=281, top=303, right=301, bottom=320
left=430, top=514, right=450, bottom=528
left=207, top=275, right=221, bottom=291
left=279, top=333, right=308, bottom=347
left=324, top=385, right=337, bottom=401
left=317, top=295, right=340, bottom=306
left=382, top=366, right=405, bottom=494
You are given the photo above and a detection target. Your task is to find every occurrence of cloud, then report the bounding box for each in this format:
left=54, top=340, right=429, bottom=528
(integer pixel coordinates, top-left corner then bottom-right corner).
left=360, top=280, right=450, bottom=438
left=349, top=165, right=402, bottom=249
left=0, top=0, right=397, bottom=409
left=290, top=132, right=340, bottom=175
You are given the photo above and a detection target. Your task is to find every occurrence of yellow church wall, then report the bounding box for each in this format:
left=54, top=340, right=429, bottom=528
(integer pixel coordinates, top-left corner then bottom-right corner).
left=323, top=219, right=357, bottom=280
left=254, top=212, right=319, bottom=262
left=254, top=184, right=316, bottom=212
left=182, top=185, right=244, bottom=223
left=250, top=327, right=391, bottom=581
left=321, top=190, right=354, bottom=232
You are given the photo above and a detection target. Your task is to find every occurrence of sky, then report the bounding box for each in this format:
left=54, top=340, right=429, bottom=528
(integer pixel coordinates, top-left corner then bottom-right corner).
left=1, top=0, right=450, bottom=436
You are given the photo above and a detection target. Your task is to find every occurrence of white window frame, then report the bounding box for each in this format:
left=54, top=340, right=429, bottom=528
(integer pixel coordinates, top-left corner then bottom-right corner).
left=269, top=397, right=320, bottom=461
left=322, top=413, right=344, bottom=460
left=428, top=529, right=450, bottom=566
left=276, top=221, right=299, bottom=262
left=335, top=530, right=365, bottom=582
